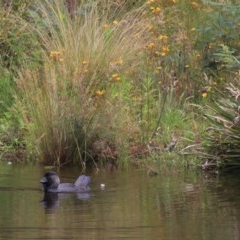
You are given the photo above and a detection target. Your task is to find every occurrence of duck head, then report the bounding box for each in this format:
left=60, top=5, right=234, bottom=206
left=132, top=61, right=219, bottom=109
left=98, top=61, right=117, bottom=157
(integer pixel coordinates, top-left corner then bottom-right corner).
left=40, top=171, right=60, bottom=192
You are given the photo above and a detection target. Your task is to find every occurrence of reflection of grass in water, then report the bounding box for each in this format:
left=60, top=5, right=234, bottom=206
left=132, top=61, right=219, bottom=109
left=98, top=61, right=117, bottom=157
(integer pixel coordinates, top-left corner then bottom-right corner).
left=132, top=152, right=200, bottom=176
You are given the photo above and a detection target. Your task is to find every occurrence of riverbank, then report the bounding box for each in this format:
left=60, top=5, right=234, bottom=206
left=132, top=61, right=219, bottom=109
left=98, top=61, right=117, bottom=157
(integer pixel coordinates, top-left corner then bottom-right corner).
left=0, top=1, right=240, bottom=170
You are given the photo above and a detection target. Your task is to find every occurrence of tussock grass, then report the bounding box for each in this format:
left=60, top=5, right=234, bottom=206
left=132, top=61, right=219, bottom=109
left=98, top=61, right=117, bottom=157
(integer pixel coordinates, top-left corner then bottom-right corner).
left=15, top=0, right=148, bottom=166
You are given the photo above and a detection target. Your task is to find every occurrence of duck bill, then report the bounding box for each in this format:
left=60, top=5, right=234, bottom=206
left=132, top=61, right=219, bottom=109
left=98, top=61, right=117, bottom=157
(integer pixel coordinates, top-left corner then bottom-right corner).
left=40, top=176, right=48, bottom=183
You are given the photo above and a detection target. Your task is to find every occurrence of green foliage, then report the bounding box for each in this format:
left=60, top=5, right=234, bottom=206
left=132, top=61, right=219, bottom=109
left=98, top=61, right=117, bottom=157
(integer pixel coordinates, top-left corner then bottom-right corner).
left=0, top=110, right=25, bottom=162
left=0, top=71, right=14, bottom=115
left=195, top=1, right=240, bottom=76
left=214, top=44, right=240, bottom=70
left=203, top=94, right=240, bottom=168
left=0, top=0, right=33, bottom=12
left=0, top=2, right=41, bottom=72
left=200, top=51, right=240, bottom=168
left=196, top=1, right=240, bottom=49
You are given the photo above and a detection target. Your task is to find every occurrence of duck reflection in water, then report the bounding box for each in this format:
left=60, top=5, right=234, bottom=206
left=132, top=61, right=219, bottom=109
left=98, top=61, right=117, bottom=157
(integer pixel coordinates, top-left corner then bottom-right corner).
left=40, top=171, right=91, bottom=210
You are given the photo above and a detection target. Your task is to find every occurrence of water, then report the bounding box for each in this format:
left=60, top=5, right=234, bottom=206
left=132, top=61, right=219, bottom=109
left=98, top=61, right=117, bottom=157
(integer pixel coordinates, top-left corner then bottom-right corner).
left=0, top=164, right=239, bottom=240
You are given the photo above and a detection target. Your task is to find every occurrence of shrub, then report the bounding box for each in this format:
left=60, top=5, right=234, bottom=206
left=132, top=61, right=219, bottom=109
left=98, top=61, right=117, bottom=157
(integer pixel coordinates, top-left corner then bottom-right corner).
left=202, top=85, right=240, bottom=169
left=0, top=1, right=40, bottom=71
left=201, top=59, right=240, bottom=170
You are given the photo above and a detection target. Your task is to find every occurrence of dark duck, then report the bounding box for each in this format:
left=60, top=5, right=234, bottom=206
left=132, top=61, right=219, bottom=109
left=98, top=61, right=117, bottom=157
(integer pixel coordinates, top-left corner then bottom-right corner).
left=40, top=171, right=91, bottom=193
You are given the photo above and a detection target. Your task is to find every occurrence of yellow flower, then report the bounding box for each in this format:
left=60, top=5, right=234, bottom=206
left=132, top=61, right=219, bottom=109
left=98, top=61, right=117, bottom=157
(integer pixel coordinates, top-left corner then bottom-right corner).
left=112, top=73, right=121, bottom=82
left=103, top=24, right=109, bottom=29
left=114, top=58, right=123, bottom=66
left=147, top=42, right=156, bottom=49
left=96, top=90, right=105, bottom=97
left=201, top=87, right=211, bottom=98
left=112, top=73, right=119, bottom=78
left=113, top=20, right=118, bottom=25
left=147, top=0, right=155, bottom=4
left=49, top=50, right=63, bottom=61
left=155, top=66, right=162, bottom=73
left=82, top=60, right=88, bottom=65
left=161, top=46, right=170, bottom=56
left=158, top=35, right=168, bottom=41
left=153, top=7, right=161, bottom=14
left=191, top=2, right=200, bottom=9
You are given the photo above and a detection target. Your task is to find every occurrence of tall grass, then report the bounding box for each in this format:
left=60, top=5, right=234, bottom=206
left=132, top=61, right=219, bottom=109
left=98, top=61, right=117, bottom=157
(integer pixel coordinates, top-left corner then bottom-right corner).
left=15, top=0, right=147, bottom=166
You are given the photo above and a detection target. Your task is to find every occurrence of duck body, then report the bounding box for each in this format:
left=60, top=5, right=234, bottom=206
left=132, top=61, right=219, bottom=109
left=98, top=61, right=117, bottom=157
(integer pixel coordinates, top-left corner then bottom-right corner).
left=40, top=171, right=91, bottom=193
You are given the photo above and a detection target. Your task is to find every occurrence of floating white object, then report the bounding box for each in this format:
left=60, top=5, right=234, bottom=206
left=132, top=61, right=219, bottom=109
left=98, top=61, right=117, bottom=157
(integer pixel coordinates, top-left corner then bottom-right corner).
left=100, top=183, right=105, bottom=190
left=7, top=161, right=12, bottom=165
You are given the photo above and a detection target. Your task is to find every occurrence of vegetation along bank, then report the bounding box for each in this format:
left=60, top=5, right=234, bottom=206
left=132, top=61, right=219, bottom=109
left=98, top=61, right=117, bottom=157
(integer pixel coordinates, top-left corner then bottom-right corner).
left=0, top=0, right=240, bottom=173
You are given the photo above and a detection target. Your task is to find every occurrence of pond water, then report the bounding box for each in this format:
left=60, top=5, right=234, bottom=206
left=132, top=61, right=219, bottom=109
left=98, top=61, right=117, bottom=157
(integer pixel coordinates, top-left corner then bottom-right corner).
left=0, top=163, right=239, bottom=240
